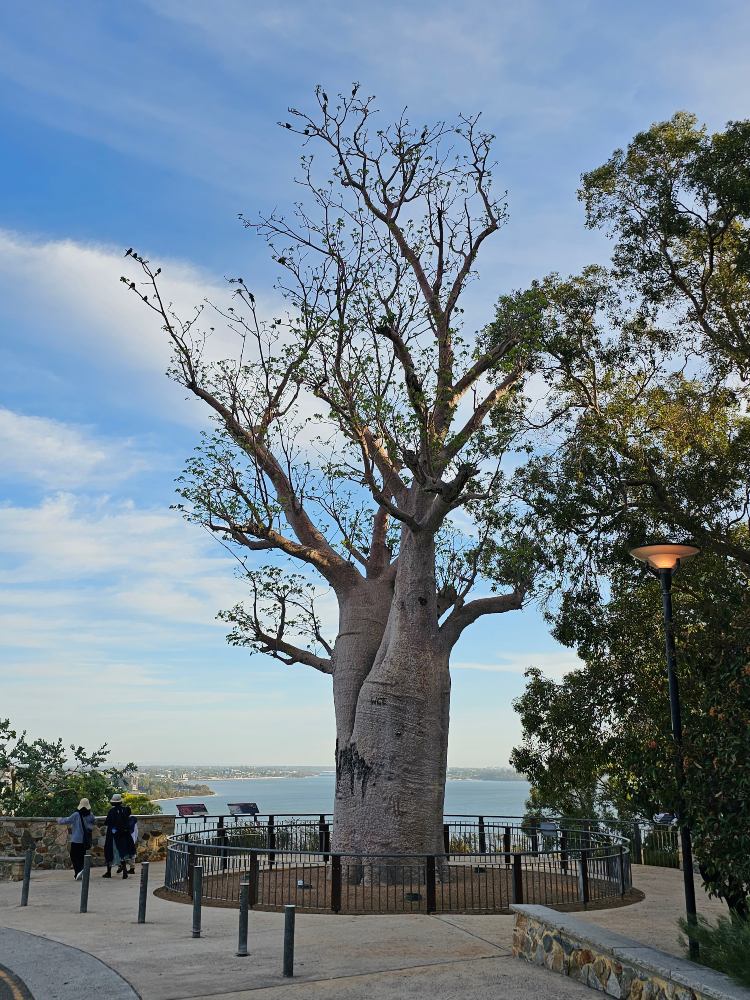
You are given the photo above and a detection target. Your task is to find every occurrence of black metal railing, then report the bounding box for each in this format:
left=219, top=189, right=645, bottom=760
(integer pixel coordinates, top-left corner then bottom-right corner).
left=163, top=816, right=631, bottom=914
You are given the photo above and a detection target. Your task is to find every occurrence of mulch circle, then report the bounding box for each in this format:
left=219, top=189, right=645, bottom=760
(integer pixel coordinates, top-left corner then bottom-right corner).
left=155, top=860, right=644, bottom=915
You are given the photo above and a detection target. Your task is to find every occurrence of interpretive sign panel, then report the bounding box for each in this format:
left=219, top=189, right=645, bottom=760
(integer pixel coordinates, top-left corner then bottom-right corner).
left=176, top=803, right=209, bottom=817
left=227, top=802, right=260, bottom=816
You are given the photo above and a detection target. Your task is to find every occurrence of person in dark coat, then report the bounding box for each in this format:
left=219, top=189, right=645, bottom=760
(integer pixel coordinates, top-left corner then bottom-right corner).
left=102, top=793, right=134, bottom=879
left=120, top=805, right=137, bottom=875
left=57, top=797, right=95, bottom=879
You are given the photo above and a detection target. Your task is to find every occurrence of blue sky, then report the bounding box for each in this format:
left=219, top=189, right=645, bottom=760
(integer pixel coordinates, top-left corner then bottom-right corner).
left=1, top=0, right=747, bottom=767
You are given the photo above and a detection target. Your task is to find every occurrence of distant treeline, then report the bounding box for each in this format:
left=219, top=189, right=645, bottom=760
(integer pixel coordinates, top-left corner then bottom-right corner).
left=447, top=767, right=525, bottom=782
left=136, top=774, right=215, bottom=799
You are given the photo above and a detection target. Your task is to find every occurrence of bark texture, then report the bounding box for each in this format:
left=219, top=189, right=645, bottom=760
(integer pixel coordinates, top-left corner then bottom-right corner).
left=333, top=520, right=450, bottom=859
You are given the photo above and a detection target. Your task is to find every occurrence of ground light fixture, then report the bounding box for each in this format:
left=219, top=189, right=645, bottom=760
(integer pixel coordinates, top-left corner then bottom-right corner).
left=630, top=542, right=700, bottom=960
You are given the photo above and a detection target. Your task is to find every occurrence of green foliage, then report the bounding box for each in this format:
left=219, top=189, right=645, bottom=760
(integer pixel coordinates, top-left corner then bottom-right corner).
left=641, top=828, right=679, bottom=869
left=512, top=554, right=750, bottom=913
left=511, top=671, right=610, bottom=818
left=228, top=828, right=267, bottom=850
left=0, top=719, right=134, bottom=817
left=512, top=117, right=750, bottom=916
left=448, top=834, right=477, bottom=854
left=134, top=773, right=213, bottom=799
left=679, top=914, right=750, bottom=987
left=580, top=112, right=750, bottom=377
left=122, top=793, right=161, bottom=815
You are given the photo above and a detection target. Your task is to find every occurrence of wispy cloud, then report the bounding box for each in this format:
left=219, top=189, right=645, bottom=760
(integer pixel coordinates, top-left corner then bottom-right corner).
left=0, top=407, right=149, bottom=489
left=453, top=650, right=582, bottom=680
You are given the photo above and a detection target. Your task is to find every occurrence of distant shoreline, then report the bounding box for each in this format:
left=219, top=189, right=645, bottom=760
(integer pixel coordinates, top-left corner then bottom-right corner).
left=153, top=773, right=525, bottom=801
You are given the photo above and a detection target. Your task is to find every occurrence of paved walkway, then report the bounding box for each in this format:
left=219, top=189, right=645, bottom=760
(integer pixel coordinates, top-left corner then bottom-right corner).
left=0, top=928, right=137, bottom=999
left=582, top=865, right=728, bottom=958
left=0, top=864, right=727, bottom=999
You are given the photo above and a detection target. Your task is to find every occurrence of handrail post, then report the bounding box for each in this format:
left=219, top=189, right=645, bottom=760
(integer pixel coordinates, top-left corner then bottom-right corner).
left=323, top=822, right=331, bottom=856
left=268, top=815, right=276, bottom=869
left=331, top=854, right=342, bottom=913
left=21, top=849, right=32, bottom=906
left=618, top=845, right=626, bottom=897
left=192, top=864, right=203, bottom=937
left=560, top=830, right=568, bottom=873
left=503, top=826, right=511, bottom=867
left=478, top=816, right=486, bottom=854
left=237, top=879, right=249, bottom=957
left=318, top=814, right=326, bottom=853
left=79, top=854, right=91, bottom=913
left=248, top=853, right=259, bottom=907
left=187, top=842, right=196, bottom=893
left=578, top=850, right=590, bottom=905
left=443, top=823, right=450, bottom=856
left=425, top=855, right=437, bottom=912
left=218, top=815, right=228, bottom=872
left=283, top=904, right=295, bottom=977
left=138, top=861, right=150, bottom=923
left=512, top=853, right=523, bottom=904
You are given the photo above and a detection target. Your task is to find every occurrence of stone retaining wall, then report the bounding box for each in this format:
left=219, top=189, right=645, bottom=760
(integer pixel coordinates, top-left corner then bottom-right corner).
left=0, top=815, right=175, bottom=877
left=512, top=904, right=750, bottom=1000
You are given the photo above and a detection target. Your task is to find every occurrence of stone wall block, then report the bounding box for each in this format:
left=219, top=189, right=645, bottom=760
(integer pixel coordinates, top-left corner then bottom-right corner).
left=0, top=815, right=175, bottom=878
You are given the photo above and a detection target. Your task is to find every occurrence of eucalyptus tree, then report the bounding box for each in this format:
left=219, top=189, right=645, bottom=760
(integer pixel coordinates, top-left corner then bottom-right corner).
left=516, top=113, right=750, bottom=580
left=124, top=88, right=543, bottom=857
left=509, top=113, right=750, bottom=913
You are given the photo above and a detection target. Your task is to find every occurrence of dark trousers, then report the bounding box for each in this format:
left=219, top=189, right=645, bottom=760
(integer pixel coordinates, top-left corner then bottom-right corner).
left=70, top=842, right=86, bottom=876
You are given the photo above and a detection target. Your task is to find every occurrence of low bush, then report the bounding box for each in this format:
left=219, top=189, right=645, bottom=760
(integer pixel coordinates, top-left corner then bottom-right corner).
left=679, top=914, right=750, bottom=987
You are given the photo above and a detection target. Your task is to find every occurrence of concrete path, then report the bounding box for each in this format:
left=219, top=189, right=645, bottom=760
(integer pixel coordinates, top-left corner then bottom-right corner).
left=0, top=928, right=137, bottom=999
left=0, top=865, right=587, bottom=999
left=0, top=863, right=726, bottom=999
left=582, top=865, right=729, bottom=958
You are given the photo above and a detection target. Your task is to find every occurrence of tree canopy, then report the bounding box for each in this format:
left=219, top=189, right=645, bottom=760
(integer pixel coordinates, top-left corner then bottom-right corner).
left=511, top=112, right=750, bottom=915
left=124, top=87, right=559, bottom=854
left=0, top=719, right=136, bottom=817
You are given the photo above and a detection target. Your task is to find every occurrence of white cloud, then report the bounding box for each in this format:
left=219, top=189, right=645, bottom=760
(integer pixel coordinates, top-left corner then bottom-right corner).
left=453, top=650, right=582, bottom=680
left=0, top=407, right=149, bottom=489
left=0, top=229, right=217, bottom=369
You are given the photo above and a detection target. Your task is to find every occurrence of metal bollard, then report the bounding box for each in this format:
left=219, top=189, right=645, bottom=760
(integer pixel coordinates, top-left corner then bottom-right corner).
left=138, top=861, right=150, bottom=924
left=79, top=854, right=92, bottom=913
left=282, top=904, right=295, bottom=977
left=20, top=849, right=32, bottom=907
left=192, top=864, right=203, bottom=938
left=236, top=879, right=249, bottom=957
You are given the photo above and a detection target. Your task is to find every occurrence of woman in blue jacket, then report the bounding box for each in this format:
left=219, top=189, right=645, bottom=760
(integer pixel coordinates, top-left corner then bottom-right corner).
left=57, top=798, right=96, bottom=879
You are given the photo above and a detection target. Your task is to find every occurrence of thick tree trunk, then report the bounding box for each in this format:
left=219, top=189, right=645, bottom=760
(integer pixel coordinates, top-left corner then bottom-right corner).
left=333, top=524, right=450, bottom=863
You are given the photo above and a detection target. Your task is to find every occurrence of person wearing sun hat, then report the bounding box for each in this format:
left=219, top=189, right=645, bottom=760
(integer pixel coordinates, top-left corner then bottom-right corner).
left=57, top=797, right=95, bottom=879
left=102, top=792, right=134, bottom=879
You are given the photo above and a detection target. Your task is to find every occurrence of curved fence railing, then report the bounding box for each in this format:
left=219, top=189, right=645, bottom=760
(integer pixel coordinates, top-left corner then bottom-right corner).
left=164, top=816, right=631, bottom=914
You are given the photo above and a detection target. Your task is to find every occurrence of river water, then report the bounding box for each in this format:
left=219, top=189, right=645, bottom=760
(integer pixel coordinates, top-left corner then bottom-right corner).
left=157, top=774, right=530, bottom=817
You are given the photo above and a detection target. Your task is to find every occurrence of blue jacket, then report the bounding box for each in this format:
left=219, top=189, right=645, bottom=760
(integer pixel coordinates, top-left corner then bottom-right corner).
left=58, top=810, right=96, bottom=845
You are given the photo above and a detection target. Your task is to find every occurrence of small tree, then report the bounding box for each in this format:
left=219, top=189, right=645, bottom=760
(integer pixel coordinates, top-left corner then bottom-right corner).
left=123, top=793, right=161, bottom=815
left=0, top=719, right=133, bottom=816
left=512, top=556, right=750, bottom=915
left=125, top=88, right=545, bottom=857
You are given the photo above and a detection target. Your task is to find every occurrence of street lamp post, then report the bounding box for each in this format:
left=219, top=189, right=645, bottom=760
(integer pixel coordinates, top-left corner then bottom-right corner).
left=630, top=543, right=701, bottom=961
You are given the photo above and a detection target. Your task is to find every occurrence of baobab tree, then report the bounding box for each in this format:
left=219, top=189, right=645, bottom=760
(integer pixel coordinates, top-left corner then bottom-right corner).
left=124, top=87, right=545, bottom=859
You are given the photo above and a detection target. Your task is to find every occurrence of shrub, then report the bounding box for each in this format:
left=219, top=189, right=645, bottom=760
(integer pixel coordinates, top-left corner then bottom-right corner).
left=679, top=914, right=750, bottom=987
left=123, top=792, right=161, bottom=815
left=448, top=834, right=477, bottom=854
left=642, top=827, right=679, bottom=868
